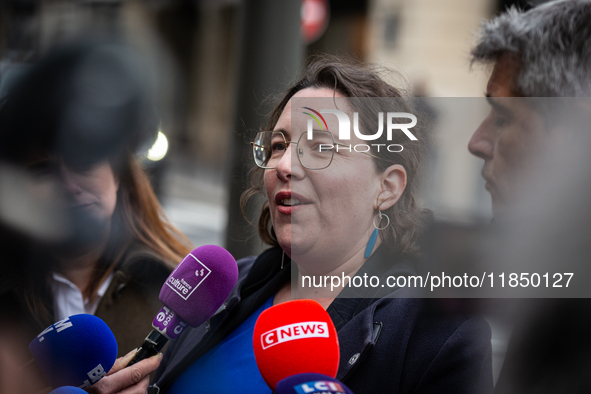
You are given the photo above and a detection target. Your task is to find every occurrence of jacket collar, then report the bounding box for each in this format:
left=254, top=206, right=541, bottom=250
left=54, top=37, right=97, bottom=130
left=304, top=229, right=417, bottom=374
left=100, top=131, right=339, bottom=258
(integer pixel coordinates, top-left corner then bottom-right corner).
left=325, top=245, right=416, bottom=380
left=327, top=245, right=415, bottom=330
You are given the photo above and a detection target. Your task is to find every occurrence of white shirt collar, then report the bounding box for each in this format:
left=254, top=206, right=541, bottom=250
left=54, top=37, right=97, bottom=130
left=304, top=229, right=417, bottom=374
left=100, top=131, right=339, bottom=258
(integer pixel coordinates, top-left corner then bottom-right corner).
left=51, top=271, right=114, bottom=320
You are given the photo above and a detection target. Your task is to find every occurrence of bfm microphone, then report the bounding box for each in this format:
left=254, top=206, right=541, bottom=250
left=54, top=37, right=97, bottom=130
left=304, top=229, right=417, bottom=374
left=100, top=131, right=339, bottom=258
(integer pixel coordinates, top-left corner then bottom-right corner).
left=274, top=373, right=354, bottom=394
left=253, top=300, right=340, bottom=390
left=28, top=314, right=118, bottom=389
left=49, top=387, right=88, bottom=394
left=128, top=245, right=238, bottom=365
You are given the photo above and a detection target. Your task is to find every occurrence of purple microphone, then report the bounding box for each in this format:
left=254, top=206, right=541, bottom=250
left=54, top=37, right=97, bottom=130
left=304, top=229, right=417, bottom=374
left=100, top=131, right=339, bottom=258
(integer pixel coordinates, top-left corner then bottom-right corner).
left=128, top=245, right=238, bottom=366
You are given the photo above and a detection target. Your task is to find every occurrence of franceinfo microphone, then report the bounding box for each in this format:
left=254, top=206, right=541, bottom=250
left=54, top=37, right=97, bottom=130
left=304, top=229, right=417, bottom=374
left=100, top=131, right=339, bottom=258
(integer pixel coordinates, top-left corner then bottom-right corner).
left=28, top=314, right=118, bottom=389
left=253, top=300, right=340, bottom=390
left=128, top=245, right=238, bottom=366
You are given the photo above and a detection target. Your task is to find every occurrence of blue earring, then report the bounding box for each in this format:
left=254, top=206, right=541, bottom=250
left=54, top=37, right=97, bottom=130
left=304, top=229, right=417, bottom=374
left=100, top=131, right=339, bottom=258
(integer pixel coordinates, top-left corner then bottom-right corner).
left=364, top=209, right=390, bottom=258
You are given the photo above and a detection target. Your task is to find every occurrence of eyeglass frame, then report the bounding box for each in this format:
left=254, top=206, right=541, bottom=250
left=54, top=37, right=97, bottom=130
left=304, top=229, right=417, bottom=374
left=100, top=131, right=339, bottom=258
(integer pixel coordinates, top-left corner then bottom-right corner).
left=250, top=130, right=379, bottom=170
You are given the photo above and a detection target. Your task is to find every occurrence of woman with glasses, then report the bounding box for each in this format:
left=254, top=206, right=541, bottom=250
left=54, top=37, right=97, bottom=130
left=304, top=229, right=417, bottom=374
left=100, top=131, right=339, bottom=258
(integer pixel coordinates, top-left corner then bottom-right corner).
left=92, top=56, right=492, bottom=394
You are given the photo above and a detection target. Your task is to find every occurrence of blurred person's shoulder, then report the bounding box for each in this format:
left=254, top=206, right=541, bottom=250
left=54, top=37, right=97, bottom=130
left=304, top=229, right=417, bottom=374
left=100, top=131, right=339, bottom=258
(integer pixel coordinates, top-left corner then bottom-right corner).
left=117, top=241, right=173, bottom=285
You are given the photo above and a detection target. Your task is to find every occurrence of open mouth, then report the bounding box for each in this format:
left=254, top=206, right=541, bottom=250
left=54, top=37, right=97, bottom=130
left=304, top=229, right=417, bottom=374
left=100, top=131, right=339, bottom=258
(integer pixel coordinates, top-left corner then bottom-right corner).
left=279, top=198, right=304, bottom=207
left=275, top=192, right=311, bottom=211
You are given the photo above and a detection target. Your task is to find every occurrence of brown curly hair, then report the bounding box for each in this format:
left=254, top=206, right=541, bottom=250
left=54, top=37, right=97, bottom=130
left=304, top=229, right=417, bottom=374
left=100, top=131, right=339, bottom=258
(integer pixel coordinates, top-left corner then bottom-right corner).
left=242, top=55, right=432, bottom=260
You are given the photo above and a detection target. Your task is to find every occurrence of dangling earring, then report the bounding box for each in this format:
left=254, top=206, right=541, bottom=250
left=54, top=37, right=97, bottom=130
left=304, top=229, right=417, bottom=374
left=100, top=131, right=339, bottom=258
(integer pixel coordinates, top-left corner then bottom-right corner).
left=281, top=250, right=285, bottom=269
left=364, top=206, right=390, bottom=258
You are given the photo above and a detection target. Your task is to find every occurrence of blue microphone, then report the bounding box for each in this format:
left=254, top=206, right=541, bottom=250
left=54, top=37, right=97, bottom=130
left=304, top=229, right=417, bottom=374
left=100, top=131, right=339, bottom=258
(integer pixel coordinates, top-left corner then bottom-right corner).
left=273, top=373, right=354, bottom=394
left=29, top=314, right=118, bottom=389
left=49, top=387, right=88, bottom=394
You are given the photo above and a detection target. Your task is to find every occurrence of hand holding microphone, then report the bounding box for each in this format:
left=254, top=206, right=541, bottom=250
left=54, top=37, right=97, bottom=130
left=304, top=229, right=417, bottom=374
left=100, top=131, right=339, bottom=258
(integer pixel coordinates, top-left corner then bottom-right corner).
left=85, top=245, right=237, bottom=394
left=85, top=348, right=161, bottom=394
left=253, top=299, right=340, bottom=390
left=128, top=245, right=239, bottom=366
left=31, top=245, right=238, bottom=393
left=28, top=313, right=158, bottom=394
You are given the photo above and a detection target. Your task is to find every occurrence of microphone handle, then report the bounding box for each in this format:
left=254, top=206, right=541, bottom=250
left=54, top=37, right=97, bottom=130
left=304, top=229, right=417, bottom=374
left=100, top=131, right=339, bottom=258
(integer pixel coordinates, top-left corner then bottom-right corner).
left=127, top=329, right=169, bottom=366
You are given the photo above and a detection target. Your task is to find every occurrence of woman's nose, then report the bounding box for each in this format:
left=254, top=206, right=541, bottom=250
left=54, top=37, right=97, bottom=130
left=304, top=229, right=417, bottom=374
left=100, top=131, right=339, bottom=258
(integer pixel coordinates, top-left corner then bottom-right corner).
left=58, top=165, right=83, bottom=195
left=275, top=143, right=305, bottom=181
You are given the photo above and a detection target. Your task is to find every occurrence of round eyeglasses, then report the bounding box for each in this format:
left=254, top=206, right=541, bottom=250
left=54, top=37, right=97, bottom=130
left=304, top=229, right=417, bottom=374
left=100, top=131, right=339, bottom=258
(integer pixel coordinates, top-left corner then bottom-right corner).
left=251, top=130, right=378, bottom=170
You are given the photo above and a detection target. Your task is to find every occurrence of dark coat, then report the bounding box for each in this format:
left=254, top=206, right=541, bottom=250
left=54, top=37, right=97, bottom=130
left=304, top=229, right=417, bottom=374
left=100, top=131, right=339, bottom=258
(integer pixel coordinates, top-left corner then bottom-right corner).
left=94, top=242, right=172, bottom=356
left=151, top=247, right=493, bottom=394
left=0, top=241, right=172, bottom=358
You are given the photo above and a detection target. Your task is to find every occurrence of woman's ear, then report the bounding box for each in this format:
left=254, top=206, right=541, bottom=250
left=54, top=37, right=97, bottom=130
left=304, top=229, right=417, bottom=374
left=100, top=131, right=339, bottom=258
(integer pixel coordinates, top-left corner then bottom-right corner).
left=375, top=164, right=407, bottom=210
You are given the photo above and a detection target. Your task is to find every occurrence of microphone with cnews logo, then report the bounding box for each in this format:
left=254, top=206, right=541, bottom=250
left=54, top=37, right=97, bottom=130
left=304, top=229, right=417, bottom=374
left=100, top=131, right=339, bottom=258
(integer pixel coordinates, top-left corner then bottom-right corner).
left=128, top=245, right=238, bottom=366
left=253, top=300, right=340, bottom=390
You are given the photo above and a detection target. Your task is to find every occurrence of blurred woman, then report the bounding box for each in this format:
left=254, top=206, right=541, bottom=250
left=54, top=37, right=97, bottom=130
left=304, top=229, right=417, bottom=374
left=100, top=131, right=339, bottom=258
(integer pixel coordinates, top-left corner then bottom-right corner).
left=0, top=39, right=192, bottom=394
left=3, top=152, right=191, bottom=357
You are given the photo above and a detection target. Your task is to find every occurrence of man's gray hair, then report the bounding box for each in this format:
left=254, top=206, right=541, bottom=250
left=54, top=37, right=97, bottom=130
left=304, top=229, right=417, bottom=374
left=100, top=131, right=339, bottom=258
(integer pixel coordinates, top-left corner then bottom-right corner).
left=471, top=0, right=591, bottom=97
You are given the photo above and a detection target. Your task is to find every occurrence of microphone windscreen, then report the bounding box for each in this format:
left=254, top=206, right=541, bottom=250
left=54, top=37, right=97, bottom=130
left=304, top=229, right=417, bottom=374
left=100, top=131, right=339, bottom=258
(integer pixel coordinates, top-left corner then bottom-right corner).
left=159, top=245, right=238, bottom=327
left=274, top=373, right=354, bottom=394
left=29, top=314, right=117, bottom=389
left=49, top=387, right=88, bottom=394
left=253, top=300, right=339, bottom=390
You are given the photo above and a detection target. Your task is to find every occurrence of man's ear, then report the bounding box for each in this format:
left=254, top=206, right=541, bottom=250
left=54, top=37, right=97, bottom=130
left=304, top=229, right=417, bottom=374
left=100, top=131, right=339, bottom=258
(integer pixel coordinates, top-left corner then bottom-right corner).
left=375, top=164, right=407, bottom=210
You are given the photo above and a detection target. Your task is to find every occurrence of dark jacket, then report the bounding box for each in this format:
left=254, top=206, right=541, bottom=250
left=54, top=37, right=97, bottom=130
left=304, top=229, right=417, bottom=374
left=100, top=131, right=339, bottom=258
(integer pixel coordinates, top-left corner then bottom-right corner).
left=151, top=247, right=493, bottom=394
left=0, top=241, right=172, bottom=358
left=95, top=242, right=172, bottom=356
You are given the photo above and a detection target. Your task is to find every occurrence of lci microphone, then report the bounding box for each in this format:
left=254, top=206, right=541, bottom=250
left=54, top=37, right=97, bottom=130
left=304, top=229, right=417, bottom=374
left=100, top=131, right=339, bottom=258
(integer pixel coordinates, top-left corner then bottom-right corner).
left=28, top=314, right=118, bottom=389
left=274, top=373, right=354, bottom=394
left=253, top=300, right=340, bottom=390
left=49, top=387, right=88, bottom=394
left=128, top=245, right=238, bottom=366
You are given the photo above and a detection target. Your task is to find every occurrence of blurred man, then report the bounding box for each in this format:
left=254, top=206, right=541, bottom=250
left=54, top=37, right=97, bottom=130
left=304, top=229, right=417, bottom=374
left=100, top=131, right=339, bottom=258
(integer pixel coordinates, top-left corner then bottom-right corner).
left=467, top=1, right=591, bottom=393
left=468, top=0, right=591, bottom=218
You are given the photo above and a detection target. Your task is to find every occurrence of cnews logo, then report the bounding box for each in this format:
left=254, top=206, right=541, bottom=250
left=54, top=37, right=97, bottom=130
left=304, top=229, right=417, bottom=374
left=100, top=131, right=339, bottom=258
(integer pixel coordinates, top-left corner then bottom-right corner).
left=294, top=380, right=345, bottom=394
left=261, top=321, right=329, bottom=350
